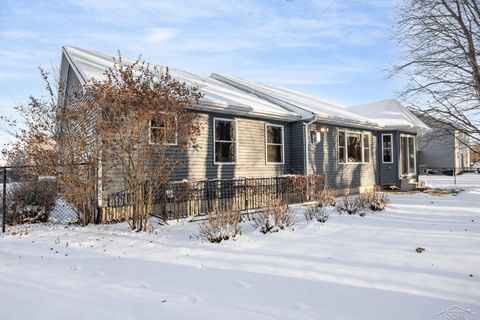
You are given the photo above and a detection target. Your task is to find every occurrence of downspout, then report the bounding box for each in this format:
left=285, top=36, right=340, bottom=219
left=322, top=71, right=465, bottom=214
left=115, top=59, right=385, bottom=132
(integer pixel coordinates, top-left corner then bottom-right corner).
left=303, top=115, right=318, bottom=175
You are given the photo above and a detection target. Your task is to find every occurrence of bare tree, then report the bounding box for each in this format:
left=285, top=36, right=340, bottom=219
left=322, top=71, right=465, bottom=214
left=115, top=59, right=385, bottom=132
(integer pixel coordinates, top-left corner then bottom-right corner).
left=392, top=0, right=480, bottom=154
left=1, top=69, right=97, bottom=225
left=81, top=58, right=203, bottom=231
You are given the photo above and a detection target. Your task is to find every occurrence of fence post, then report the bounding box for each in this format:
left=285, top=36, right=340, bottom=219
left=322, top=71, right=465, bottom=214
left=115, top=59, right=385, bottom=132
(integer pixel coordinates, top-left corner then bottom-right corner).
left=275, top=176, right=279, bottom=200
left=453, top=167, right=456, bottom=185
left=244, top=178, right=248, bottom=213
left=2, top=168, right=6, bottom=233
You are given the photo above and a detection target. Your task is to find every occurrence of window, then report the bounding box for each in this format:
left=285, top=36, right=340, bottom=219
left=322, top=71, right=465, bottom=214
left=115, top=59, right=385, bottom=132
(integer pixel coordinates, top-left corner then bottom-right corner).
left=382, top=134, right=393, bottom=163
left=149, top=115, right=177, bottom=145
left=338, top=130, right=371, bottom=164
left=338, top=131, right=346, bottom=163
left=347, top=132, right=362, bottom=162
left=363, top=134, right=370, bottom=163
left=400, top=135, right=416, bottom=175
left=266, top=124, right=284, bottom=164
left=214, top=118, right=236, bottom=163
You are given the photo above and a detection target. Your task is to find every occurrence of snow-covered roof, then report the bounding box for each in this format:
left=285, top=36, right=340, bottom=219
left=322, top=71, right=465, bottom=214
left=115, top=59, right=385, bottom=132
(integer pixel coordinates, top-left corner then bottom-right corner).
left=61, top=46, right=428, bottom=132
left=211, top=73, right=382, bottom=129
left=348, top=99, right=431, bottom=134
left=62, top=46, right=301, bottom=121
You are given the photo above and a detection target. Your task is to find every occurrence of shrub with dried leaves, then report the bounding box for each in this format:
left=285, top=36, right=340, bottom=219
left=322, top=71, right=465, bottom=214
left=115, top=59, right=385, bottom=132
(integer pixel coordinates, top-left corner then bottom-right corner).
left=336, top=195, right=364, bottom=215
left=7, top=178, right=57, bottom=225
left=318, top=188, right=338, bottom=207
left=362, top=191, right=390, bottom=211
left=198, top=210, right=242, bottom=243
left=252, top=200, right=296, bottom=234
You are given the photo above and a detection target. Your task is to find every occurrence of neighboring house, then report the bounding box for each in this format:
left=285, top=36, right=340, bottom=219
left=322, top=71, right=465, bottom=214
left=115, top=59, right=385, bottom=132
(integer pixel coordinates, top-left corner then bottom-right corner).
left=416, top=115, right=471, bottom=173
left=58, top=46, right=430, bottom=207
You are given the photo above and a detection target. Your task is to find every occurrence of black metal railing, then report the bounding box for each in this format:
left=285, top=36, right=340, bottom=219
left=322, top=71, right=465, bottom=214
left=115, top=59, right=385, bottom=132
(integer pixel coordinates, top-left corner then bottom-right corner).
left=106, top=175, right=325, bottom=219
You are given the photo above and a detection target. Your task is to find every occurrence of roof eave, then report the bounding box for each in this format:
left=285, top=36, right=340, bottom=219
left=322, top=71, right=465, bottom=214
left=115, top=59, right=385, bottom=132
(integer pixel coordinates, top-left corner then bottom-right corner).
left=195, top=102, right=301, bottom=122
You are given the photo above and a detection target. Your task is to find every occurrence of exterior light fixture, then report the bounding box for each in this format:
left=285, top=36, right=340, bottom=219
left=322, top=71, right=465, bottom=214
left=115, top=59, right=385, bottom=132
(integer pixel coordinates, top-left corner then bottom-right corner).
left=319, top=126, right=329, bottom=133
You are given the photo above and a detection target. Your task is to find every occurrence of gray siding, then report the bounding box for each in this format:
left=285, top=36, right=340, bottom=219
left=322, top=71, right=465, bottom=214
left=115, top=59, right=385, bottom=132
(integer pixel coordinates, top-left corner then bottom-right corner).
left=101, top=111, right=293, bottom=197
left=289, top=121, right=305, bottom=174
left=179, top=112, right=291, bottom=180
left=306, top=123, right=377, bottom=189
left=418, top=128, right=455, bottom=168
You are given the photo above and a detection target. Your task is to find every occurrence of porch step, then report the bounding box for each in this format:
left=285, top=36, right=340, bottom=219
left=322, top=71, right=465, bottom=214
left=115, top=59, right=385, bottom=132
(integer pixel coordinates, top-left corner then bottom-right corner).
left=401, top=179, right=429, bottom=192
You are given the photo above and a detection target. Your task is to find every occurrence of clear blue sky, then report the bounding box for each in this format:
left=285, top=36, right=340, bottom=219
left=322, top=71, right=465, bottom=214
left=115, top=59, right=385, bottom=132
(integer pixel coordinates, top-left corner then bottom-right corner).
left=0, top=0, right=404, bottom=150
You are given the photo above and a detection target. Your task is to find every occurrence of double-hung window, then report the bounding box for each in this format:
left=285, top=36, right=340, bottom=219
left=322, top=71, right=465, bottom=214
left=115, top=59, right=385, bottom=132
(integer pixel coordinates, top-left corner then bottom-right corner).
left=266, top=124, right=284, bottom=164
left=214, top=118, right=236, bottom=163
left=382, top=134, right=393, bottom=163
left=149, top=114, right=177, bottom=145
left=338, top=130, right=371, bottom=164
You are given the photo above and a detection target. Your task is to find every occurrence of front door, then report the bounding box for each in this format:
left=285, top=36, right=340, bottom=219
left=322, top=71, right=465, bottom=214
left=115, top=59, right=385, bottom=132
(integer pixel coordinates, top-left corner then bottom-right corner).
left=400, top=134, right=416, bottom=176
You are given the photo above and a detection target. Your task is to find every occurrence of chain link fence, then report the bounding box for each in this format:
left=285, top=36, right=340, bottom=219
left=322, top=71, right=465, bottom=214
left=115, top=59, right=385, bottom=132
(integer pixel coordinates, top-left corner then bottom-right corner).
left=1, top=165, right=95, bottom=232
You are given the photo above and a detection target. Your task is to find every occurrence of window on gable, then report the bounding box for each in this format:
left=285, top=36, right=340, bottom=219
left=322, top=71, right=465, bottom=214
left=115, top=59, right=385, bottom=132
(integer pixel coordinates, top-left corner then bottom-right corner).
left=266, top=124, right=284, bottom=164
left=382, top=134, right=393, bottom=163
left=214, top=118, right=236, bottom=163
left=149, top=115, right=177, bottom=145
left=338, top=130, right=371, bottom=164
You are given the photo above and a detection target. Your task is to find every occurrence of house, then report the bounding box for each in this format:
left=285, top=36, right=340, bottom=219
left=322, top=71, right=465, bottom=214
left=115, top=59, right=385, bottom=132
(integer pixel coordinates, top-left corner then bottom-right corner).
left=415, top=115, right=471, bottom=174
left=58, top=46, right=430, bottom=210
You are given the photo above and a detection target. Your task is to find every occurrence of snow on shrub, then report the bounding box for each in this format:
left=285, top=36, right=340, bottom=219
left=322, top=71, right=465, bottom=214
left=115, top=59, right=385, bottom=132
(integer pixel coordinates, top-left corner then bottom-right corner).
left=336, top=195, right=364, bottom=215
left=317, top=188, right=338, bottom=207
left=251, top=200, right=296, bottom=234
left=7, top=179, right=58, bottom=225
left=360, top=191, right=390, bottom=211
left=304, top=205, right=329, bottom=223
left=337, top=191, right=389, bottom=216
left=198, top=209, right=242, bottom=243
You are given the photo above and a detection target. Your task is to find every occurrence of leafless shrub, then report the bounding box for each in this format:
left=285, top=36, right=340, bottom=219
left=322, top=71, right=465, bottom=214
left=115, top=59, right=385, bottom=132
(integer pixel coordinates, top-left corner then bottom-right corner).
left=7, top=178, right=58, bottom=225
left=304, top=206, right=316, bottom=221
left=318, top=188, right=338, bottom=207
left=336, top=196, right=364, bottom=215
left=252, top=200, right=296, bottom=234
left=315, top=206, right=329, bottom=223
left=198, top=209, right=242, bottom=243
left=304, top=205, right=329, bottom=223
left=360, top=191, right=390, bottom=211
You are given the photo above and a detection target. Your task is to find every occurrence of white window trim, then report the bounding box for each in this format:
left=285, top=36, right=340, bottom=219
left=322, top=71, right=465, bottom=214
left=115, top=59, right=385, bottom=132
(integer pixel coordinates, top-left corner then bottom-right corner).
left=148, top=116, right=178, bottom=146
left=381, top=133, right=394, bottom=164
left=400, top=134, right=416, bottom=176
left=338, top=129, right=372, bottom=164
left=213, top=117, right=237, bottom=165
left=265, top=123, right=285, bottom=165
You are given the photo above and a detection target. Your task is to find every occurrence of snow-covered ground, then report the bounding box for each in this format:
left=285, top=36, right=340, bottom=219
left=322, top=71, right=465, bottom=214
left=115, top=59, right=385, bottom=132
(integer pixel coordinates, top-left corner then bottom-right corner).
left=1, top=175, right=479, bottom=320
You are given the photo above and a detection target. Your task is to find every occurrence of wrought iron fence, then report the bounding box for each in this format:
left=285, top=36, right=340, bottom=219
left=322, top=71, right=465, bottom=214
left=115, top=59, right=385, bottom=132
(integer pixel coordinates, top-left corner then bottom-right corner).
left=105, top=175, right=326, bottom=220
